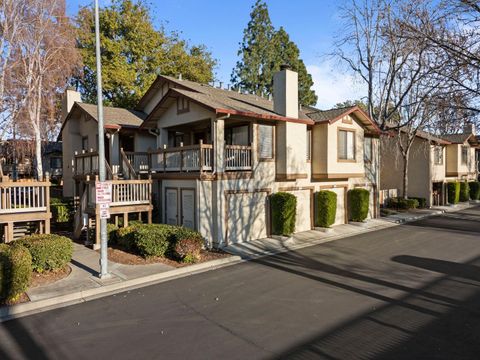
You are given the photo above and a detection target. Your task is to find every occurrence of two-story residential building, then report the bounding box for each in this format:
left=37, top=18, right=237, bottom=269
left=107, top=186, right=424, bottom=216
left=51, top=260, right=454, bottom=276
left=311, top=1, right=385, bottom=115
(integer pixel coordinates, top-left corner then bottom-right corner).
left=380, top=127, right=479, bottom=207
left=129, top=66, right=380, bottom=247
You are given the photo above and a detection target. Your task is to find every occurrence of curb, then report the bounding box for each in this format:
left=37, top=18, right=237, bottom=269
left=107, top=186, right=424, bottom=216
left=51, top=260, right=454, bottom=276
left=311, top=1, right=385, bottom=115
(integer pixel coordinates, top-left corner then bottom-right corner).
left=0, top=255, right=242, bottom=323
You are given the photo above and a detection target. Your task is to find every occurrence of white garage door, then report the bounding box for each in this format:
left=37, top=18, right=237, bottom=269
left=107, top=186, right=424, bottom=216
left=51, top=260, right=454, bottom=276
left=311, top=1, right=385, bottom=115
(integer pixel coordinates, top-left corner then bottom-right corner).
left=226, top=192, right=268, bottom=245
left=289, top=190, right=312, bottom=233
left=330, top=188, right=346, bottom=225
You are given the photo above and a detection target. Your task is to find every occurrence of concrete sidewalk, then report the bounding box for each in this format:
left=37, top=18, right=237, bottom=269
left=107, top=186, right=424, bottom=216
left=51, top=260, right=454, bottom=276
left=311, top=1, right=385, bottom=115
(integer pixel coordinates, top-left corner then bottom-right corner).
left=226, top=202, right=476, bottom=260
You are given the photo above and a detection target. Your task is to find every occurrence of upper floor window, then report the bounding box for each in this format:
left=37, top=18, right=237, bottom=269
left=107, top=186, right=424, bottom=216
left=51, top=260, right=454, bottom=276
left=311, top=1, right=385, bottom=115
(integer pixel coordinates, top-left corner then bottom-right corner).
left=177, top=97, right=190, bottom=114
left=364, top=137, right=372, bottom=163
left=226, top=125, right=249, bottom=146
left=338, top=129, right=355, bottom=161
left=434, top=146, right=443, bottom=165
left=258, top=124, right=274, bottom=160
left=461, top=146, right=468, bottom=165
left=306, top=129, right=312, bottom=161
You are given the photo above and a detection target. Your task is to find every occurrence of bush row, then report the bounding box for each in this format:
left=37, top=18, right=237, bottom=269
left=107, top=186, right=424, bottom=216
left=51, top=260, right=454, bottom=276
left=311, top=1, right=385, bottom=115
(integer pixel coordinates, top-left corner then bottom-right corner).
left=385, top=197, right=419, bottom=210
left=113, top=224, right=204, bottom=262
left=470, top=182, right=480, bottom=201
left=0, top=234, right=73, bottom=303
left=348, top=188, right=370, bottom=222
left=447, top=181, right=477, bottom=204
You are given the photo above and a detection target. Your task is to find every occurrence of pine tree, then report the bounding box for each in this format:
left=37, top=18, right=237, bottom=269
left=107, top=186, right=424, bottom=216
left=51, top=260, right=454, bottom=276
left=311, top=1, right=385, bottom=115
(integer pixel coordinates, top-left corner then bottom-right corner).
left=75, top=0, right=216, bottom=108
left=231, top=1, right=317, bottom=106
left=231, top=0, right=275, bottom=97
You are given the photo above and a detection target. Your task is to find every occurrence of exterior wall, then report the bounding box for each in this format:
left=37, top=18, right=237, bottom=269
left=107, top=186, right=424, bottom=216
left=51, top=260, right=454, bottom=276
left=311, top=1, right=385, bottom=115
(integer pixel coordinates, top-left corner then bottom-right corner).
left=430, top=145, right=446, bottom=182
left=312, top=115, right=365, bottom=178
left=156, top=100, right=214, bottom=131
left=445, top=144, right=458, bottom=176
left=275, top=121, right=308, bottom=177
left=445, top=143, right=477, bottom=180
left=134, top=132, right=156, bottom=152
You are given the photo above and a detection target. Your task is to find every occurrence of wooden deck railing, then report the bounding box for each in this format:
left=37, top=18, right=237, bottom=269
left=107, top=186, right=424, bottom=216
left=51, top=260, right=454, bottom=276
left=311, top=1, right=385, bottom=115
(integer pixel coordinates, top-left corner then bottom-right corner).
left=225, top=145, right=252, bottom=171
left=86, top=179, right=152, bottom=207
left=74, top=150, right=99, bottom=176
left=149, top=142, right=214, bottom=173
left=0, top=179, right=50, bottom=215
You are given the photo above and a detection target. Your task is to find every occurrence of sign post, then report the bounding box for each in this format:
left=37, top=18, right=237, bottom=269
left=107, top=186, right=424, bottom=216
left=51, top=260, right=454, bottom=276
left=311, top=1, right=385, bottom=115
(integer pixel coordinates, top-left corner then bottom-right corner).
left=94, top=0, right=109, bottom=278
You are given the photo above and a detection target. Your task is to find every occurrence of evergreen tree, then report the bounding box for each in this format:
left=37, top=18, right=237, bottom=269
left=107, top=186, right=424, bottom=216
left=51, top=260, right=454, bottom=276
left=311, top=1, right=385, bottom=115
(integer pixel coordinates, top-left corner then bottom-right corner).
left=231, top=1, right=317, bottom=106
left=231, top=0, right=275, bottom=97
left=75, top=0, right=216, bottom=108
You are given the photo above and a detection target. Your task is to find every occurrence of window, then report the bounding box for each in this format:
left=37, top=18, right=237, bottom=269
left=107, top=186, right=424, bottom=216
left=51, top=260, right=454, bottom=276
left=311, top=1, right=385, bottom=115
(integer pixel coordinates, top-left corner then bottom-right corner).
left=50, top=157, right=62, bottom=169
left=258, top=124, right=274, bottom=159
left=338, top=129, right=355, bottom=161
left=364, top=137, right=372, bottom=163
left=461, top=146, right=468, bottom=165
left=434, top=146, right=443, bottom=165
left=306, top=129, right=312, bottom=161
left=226, top=125, right=249, bottom=145
left=177, top=97, right=190, bottom=114
left=81, top=136, right=88, bottom=151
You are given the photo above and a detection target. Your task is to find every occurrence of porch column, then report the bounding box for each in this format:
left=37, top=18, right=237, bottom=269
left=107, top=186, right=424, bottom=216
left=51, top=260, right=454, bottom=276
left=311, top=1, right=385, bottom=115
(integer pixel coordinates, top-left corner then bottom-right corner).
left=158, top=128, right=168, bottom=148
left=109, top=131, right=120, bottom=169
left=211, top=117, right=226, bottom=247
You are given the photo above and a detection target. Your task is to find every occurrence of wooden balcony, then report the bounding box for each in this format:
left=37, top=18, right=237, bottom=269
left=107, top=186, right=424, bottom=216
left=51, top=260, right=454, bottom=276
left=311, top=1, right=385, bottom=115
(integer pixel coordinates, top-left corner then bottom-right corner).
left=0, top=178, right=51, bottom=242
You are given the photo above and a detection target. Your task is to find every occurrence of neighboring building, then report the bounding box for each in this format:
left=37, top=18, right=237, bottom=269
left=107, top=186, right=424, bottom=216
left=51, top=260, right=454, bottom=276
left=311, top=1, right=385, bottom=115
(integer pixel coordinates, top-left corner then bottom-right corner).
left=60, top=88, right=156, bottom=197
left=380, top=131, right=452, bottom=207
left=380, top=126, right=479, bottom=207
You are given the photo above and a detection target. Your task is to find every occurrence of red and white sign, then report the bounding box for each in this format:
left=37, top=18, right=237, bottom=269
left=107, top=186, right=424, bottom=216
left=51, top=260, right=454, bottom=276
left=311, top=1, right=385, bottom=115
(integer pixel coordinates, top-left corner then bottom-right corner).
left=95, top=181, right=112, bottom=204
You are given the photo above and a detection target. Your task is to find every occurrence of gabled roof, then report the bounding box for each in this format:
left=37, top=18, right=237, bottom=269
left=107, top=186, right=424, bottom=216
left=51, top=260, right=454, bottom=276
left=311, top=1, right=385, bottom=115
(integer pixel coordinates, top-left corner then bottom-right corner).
left=440, top=133, right=477, bottom=145
left=306, top=105, right=381, bottom=134
left=415, top=130, right=451, bottom=145
left=74, top=103, right=147, bottom=128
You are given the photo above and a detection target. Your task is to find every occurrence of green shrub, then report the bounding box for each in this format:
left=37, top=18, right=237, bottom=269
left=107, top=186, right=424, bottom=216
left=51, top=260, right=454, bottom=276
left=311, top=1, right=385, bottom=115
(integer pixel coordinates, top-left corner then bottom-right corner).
left=409, top=197, right=427, bottom=208
left=17, top=234, right=73, bottom=272
left=0, top=244, right=32, bottom=302
left=106, top=223, right=119, bottom=243
left=459, top=181, right=470, bottom=202
left=115, top=225, right=141, bottom=251
left=133, top=224, right=177, bottom=258
left=270, top=192, right=297, bottom=236
left=348, top=189, right=370, bottom=222
left=386, top=197, right=419, bottom=210
left=314, top=191, right=337, bottom=228
left=447, top=182, right=460, bottom=204
left=171, top=227, right=204, bottom=262
left=469, top=182, right=480, bottom=200
left=50, top=197, right=73, bottom=224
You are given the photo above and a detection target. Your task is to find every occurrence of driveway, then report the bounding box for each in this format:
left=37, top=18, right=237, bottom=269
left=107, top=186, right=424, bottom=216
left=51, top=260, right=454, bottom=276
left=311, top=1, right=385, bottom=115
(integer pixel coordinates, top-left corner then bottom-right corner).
left=1, top=206, right=480, bottom=359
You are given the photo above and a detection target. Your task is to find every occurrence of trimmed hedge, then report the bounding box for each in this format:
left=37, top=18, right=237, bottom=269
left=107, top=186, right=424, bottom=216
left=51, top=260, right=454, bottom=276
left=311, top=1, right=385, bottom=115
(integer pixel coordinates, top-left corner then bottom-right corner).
left=447, top=182, right=460, bottom=204
left=470, top=182, right=480, bottom=201
left=386, top=197, right=419, bottom=210
left=348, top=189, right=370, bottom=222
left=115, top=224, right=142, bottom=251
left=270, top=192, right=297, bottom=236
left=314, top=191, right=337, bottom=228
left=459, top=181, right=470, bottom=202
left=17, top=234, right=73, bottom=272
left=0, top=244, right=32, bottom=302
left=133, top=224, right=177, bottom=258
left=409, top=197, right=427, bottom=209
left=107, top=223, right=119, bottom=243
left=171, top=227, right=204, bottom=263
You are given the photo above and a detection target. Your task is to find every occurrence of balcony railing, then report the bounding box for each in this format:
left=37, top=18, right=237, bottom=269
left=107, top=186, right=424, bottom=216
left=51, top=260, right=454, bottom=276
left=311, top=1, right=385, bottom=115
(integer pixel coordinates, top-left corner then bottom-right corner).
left=87, top=179, right=152, bottom=208
left=0, top=179, right=50, bottom=215
left=225, top=145, right=252, bottom=171
left=149, top=142, right=214, bottom=173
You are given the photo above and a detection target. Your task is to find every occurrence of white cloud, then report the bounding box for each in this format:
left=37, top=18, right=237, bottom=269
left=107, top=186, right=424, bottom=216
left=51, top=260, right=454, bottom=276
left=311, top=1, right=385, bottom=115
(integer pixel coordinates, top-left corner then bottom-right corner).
left=307, top=61, right=366, bottom=109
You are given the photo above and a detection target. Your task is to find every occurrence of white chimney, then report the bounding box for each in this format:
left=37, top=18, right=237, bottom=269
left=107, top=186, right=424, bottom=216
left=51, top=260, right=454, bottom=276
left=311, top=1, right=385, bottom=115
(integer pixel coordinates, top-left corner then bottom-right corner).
left=273, top=65, right=298, bottom=118
left=61, top=87, right=82, bottom=122
left=464, top=123, right=476, bottom=135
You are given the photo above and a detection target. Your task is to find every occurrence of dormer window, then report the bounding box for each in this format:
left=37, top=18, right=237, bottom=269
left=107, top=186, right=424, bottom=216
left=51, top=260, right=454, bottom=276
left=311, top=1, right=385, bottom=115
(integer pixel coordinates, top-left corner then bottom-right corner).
left=177, top=97, right=190, bottom=114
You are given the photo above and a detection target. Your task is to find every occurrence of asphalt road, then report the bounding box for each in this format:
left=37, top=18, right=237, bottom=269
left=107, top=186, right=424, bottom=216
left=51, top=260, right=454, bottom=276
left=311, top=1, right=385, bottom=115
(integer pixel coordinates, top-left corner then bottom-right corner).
left=2, top=206, right=480, bottom=360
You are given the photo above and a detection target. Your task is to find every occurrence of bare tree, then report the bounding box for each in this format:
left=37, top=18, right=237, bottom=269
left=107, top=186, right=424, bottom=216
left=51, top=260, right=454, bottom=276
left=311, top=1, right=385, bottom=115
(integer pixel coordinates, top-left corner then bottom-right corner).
left=9, top=0, right=79, bottom=179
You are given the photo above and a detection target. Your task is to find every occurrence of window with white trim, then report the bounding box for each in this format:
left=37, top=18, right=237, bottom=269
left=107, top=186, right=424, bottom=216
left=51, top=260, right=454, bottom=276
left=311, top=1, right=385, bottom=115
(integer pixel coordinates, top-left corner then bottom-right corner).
left=258, top=124, right=274, bottom=159
left=338, top=129, right=355, bottom=161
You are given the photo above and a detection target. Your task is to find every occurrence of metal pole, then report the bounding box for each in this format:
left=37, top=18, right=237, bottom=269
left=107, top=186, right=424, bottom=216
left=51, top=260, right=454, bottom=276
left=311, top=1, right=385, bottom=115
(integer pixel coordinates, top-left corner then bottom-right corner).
left=94, top=0, right=108, bottom=278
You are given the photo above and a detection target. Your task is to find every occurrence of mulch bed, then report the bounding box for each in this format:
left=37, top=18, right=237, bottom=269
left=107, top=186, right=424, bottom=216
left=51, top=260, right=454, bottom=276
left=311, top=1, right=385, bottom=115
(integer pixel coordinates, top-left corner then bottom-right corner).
left=0, top=265, right=72, bottom=307
left=105, top=247, right=231, bottom=268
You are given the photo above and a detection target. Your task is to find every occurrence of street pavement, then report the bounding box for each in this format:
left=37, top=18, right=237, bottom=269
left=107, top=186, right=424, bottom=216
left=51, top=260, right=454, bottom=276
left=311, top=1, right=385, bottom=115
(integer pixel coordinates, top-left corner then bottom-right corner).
left=1, top=206, right=480, bottom=360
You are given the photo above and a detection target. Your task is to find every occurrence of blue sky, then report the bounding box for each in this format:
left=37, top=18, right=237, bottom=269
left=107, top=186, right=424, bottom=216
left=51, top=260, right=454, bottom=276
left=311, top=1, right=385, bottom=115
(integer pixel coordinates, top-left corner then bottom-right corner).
left=66, top=0, right=364, bottom=108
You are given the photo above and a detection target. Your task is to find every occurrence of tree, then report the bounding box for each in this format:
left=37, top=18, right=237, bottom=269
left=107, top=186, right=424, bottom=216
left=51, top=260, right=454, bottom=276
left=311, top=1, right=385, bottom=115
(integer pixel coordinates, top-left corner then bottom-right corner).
left=334, top=100, right=368, bottom=112
left=10, top=0, right=79, bottom=179
left=75, top=0, right=216, bottom=108
left=231, top=0, right=317, bottom=105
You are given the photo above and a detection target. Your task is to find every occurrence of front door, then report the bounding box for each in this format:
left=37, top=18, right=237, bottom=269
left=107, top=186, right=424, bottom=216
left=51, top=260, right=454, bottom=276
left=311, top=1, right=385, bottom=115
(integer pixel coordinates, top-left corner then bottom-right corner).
left=181, top=189, right=195, bottom=229
left=165, top=188, right=178, bottom=225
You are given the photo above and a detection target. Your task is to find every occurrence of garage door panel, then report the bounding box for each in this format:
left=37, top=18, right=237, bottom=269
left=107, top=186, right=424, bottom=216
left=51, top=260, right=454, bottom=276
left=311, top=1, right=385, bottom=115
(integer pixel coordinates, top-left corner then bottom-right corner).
left=227, top=192, right=267, bottom=244
left=330, top=188, right=346, bottom=225
left=289, top=190, right=311, bottom=233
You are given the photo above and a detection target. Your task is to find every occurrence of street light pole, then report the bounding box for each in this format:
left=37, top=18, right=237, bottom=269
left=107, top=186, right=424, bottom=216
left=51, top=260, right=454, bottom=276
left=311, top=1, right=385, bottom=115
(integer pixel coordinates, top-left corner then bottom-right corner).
left=94, top=0, right=108, bottom=278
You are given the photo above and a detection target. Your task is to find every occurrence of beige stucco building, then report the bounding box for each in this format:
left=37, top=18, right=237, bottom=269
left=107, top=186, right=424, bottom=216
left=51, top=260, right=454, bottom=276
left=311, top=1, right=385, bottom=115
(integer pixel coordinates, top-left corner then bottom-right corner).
left=62, top=67, right=381, bottom=247
left=380, top=129, right=479, bottom=207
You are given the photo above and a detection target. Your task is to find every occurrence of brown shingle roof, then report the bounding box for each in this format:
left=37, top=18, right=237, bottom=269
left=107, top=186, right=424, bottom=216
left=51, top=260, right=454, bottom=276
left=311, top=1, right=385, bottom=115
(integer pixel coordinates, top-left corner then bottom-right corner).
left=440, top=133, right=475, bottom=144
left=306, top=106, right=356, bottom=123
left=76, top=103, right=146, bottom=128
left=415, top=130, right=451, bottom=145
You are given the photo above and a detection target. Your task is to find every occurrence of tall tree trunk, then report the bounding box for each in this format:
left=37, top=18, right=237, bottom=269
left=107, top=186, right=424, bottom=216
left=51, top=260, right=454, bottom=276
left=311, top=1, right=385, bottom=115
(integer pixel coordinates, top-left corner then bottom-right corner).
left=402, top=149, right=410, bottom=199
left=34, top=78, right=43, bottom=180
